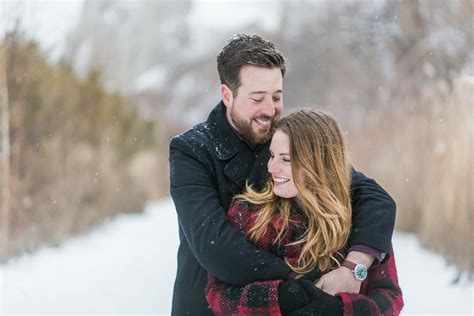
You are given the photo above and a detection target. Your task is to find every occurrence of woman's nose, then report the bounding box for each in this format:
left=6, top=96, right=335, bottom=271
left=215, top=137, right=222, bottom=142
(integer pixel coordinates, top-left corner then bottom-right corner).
left=267, top=158, right=278, bottom=173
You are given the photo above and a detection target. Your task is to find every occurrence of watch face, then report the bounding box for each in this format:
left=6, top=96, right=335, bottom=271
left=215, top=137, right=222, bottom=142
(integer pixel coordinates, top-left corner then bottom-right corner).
left=354, top=264, right=368, bottom=281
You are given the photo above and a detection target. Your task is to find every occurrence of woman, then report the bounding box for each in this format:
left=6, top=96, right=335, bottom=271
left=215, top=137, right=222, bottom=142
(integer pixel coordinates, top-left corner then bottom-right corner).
left=205, top=109, right=404, bottom=315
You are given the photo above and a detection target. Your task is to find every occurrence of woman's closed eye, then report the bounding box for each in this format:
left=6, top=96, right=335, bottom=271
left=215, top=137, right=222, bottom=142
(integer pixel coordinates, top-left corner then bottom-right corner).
left=270, top=155, right=290, bottom=163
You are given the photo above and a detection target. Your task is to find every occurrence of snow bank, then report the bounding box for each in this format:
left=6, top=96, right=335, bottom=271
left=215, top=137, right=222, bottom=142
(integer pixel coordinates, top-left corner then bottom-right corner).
left=1, top=197, right=472, bottom=315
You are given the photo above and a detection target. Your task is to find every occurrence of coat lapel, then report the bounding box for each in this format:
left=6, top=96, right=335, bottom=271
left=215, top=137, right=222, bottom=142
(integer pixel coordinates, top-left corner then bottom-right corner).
left=247, top=146, right=271, bottom=190
left=223, top=150, right=255, bottom=188
left=207, top=101, right=270, bottom=189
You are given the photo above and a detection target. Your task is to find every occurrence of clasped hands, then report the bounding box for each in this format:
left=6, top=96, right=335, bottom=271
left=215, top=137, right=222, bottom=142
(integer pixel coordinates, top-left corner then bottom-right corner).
left=309, top=251, right=374, bottom=296
left=314, top=265, right=361, bottom=295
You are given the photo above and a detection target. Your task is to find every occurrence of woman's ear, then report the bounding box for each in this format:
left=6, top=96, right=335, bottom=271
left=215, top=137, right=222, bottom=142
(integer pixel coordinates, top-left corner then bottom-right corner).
left=221, top=84, right=233, bottom=108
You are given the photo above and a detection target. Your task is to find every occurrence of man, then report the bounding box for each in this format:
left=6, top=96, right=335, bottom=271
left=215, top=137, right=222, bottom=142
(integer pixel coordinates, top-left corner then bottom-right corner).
left=169, top=34, right=395, bottom=315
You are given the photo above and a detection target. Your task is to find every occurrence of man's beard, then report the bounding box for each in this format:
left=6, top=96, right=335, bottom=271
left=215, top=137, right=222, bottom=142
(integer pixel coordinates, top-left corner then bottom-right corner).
left=229, top=107, right=279, bottom=146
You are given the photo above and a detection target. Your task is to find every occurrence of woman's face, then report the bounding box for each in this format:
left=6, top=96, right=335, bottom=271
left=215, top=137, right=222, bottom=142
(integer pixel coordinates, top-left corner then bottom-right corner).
left=267, top=130, right=300, bottom=198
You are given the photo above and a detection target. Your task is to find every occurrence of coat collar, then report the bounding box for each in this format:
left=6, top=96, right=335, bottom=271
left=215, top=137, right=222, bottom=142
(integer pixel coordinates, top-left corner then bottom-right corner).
left=206, top=101, right=244, bottom=160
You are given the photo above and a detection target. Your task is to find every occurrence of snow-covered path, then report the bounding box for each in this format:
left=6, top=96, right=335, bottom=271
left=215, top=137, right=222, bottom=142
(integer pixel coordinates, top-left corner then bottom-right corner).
left=1, top=198, right=472, bottom=315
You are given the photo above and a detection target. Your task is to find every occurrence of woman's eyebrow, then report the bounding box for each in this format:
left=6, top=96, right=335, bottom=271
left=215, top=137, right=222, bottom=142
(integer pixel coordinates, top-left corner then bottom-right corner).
left=269, top=149, right=290, bottom=155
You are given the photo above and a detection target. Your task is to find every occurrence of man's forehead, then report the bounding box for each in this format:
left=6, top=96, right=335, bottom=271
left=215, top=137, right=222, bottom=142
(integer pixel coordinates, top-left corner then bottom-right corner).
left=239, top=66, right=282, bottom=81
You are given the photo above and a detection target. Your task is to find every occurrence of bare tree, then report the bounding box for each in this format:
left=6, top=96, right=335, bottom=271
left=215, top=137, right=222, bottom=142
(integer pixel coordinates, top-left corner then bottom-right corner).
left=0, top=41, right=10, bottom=260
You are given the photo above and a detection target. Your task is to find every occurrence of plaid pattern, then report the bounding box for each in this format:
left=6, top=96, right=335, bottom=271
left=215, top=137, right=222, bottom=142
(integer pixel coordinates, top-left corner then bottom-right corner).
left=337, top=247, right=403, bottom=316
left=206, top=201, right=403, bottom=316
left=206, top=201, right=303, bottom=316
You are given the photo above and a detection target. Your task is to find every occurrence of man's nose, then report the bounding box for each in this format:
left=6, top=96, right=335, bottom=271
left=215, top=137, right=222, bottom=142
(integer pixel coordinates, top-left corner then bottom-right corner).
left=261, top=99, right=276, bottom=117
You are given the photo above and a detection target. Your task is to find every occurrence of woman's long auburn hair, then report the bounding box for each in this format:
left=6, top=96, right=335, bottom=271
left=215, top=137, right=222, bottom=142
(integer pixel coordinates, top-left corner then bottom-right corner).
left=235, top=108, right=352, bottom=274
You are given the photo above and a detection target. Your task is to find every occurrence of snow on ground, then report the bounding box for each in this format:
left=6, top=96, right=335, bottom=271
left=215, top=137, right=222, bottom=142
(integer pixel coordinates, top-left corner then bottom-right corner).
left=0, top=197, right=472, bottom=315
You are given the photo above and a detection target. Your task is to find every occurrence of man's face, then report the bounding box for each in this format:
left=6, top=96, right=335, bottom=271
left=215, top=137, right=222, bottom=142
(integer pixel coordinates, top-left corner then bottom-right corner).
left=223, top=65, right=283, bottom=146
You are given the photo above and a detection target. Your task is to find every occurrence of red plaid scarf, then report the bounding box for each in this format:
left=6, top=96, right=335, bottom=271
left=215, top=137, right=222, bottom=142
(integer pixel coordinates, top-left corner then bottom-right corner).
left=206, top=200, right=403, bottom=315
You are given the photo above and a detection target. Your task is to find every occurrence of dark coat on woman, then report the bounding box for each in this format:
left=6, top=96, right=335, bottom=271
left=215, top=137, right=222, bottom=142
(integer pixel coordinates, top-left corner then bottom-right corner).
left=169, top=102, right=396, bottom=315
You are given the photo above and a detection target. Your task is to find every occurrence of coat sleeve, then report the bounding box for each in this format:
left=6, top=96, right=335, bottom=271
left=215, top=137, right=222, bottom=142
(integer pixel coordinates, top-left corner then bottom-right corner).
left=348, top=167, right=396, bottom=258
left=206, top=273, right=283, bottom=316
left=287, top=247, right=403, bottom=316
left=169, top=136, right=291, bottom=286
left=336, top=246, right=404, bottom=316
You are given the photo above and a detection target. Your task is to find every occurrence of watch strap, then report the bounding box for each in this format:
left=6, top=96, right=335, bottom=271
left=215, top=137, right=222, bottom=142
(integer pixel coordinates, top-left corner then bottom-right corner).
left=342, top=259, right=357, bottom=271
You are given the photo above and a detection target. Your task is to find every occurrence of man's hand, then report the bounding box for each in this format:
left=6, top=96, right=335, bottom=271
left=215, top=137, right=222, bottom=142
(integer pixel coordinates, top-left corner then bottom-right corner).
left=315, top=250, right=374, bottom=295
left=314, top=266, right=361, bottom=295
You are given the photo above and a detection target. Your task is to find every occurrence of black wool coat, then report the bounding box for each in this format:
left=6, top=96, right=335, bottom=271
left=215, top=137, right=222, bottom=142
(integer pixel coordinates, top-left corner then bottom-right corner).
left=169, top=102, right=396, bottom=316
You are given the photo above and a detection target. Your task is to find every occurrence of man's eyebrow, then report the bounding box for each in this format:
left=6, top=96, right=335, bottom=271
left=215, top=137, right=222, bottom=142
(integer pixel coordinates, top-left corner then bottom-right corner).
left=249, top=90, right=283, bottom=95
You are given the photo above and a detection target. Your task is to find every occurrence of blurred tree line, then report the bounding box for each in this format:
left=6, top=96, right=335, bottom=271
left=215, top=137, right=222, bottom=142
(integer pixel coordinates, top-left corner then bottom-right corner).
left=1, top=0, right=471, bottom=276
left=0, top=31, right=164, bottom=261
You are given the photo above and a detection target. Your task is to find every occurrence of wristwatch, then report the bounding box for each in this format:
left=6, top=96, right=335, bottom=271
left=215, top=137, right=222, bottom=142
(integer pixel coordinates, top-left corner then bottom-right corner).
left=342, top=259, right=368, bottom=281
